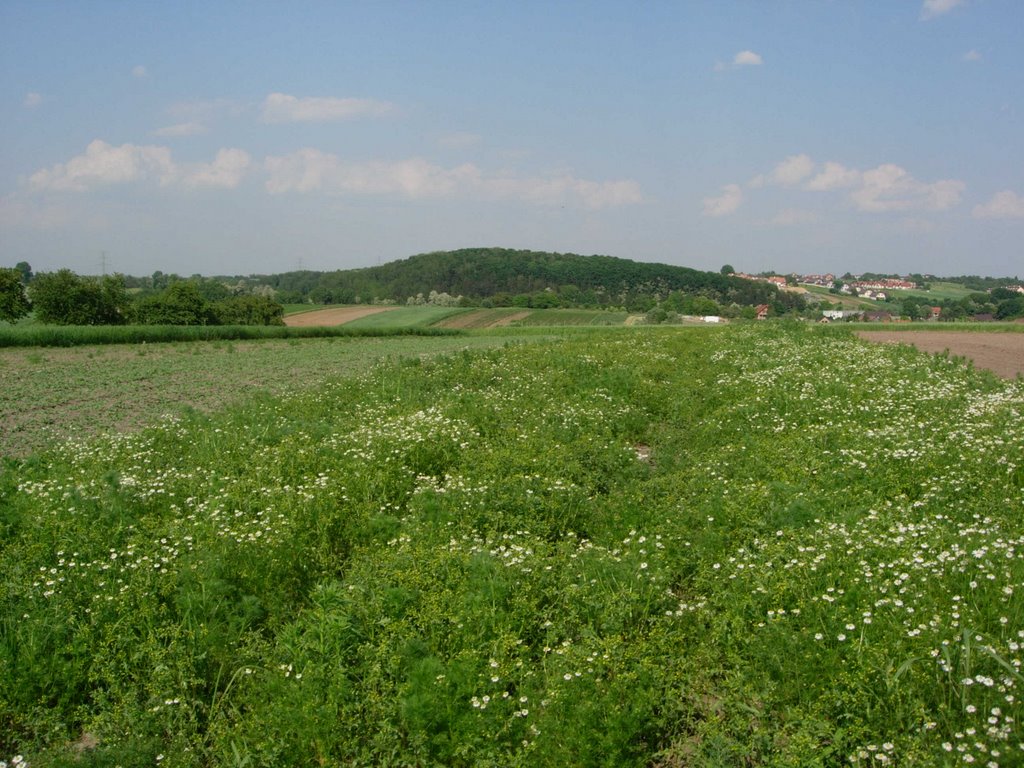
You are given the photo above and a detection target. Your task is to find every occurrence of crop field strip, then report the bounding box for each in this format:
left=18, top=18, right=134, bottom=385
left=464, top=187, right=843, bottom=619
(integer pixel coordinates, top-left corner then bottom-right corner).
left=0, top=334, right=528, bottom=460
left=2, top=325, right=1023, bottom=765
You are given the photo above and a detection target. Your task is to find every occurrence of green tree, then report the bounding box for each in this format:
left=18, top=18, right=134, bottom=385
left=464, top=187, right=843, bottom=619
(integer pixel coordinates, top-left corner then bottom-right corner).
left=131, top=281, right=212, bottom=325
left=720, top=264, right=735, bottom=275
left=690, top=296, right=721, bottom=316
left=14, top=261, right=33, bottom=284
left=0, top=267, right=32, bottom=323
left=29, top=270, right=129, bottom=325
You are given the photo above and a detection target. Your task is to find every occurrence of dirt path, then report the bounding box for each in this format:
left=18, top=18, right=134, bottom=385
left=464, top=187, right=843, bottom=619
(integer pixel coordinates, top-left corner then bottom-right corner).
left=857, top=331, right=1024, bottom=379
left=284, top=306, right=396, bottom=327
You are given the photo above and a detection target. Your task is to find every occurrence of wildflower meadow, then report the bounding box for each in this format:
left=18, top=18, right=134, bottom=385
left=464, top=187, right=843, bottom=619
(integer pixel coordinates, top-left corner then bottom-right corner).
left=1, top=325, right=1022, bottom=766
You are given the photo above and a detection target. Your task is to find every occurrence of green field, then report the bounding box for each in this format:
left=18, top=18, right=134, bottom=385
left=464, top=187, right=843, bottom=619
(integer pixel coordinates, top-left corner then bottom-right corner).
left=0, top=334, right=516, bottom=459
left=432, top=308, right=631, bottom=329
left=342, top=306, right=469, bottom=329
left=800, top=284, right=879, bottom=310
left=2, top=326, right=1023, bottom=766
left=901, top=281, right=979, bottom=302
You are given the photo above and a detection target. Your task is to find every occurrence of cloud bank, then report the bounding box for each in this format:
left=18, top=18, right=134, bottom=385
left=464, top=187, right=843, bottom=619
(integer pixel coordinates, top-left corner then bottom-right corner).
left=25, top=141, right=640, bottom=209
left=27, top=140, right=251, bottom=192
left=263, top=149, right=642, bottom=208
left=706, top=155, right=965, bottom=217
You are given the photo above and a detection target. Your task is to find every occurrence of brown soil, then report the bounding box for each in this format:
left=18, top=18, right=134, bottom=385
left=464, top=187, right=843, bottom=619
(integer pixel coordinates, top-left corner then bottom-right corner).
left=491, top=311, right=532, bottom=327
left=856, top=331, right=1024, bottom=379
left=284, top=306, right=396, bottom=327
left=436, top=310, right=495, bottom=329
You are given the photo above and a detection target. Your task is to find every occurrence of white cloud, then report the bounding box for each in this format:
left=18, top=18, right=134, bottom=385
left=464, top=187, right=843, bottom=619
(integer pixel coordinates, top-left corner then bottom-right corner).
left=851, top=164, right=964, bottom=212
left=972, top=190, right=1024, bottom=219
left=182, top=149, right=251, bottom=189
left=702, top=184, right=743, bottom=217
left=27, top=140, right=250, bottom=192
left=132, top=64, right=148, bottom=79
left=263, top=149, right=642, bottom=208
left=770, top=208, right=818, bottom=226
left=722, top=154, right=965, bottom=216
left=260, top=93, right=395, bottom=123
left=962, top=49, right=982, bottom=62
left=23, top=92, right=43, bottom=108
left=920, top=0, right=966, bottom=20
left=770, top=154, right=815, bottom=186
left=29, top=140, right=176, bottom=192
left=715, top=50, right=764, bottom=72
left=734, top=50, right=763, bottom=67
left=152, top=121, right=206, bottom=138
left=805, top=161, right=861, bottom=191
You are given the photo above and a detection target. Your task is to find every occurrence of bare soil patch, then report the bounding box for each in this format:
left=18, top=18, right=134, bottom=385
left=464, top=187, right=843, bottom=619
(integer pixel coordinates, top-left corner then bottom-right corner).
left=436, top=310, right=496, bottom=329
left=857, top=330, right=1024, bottom=379
left=284, top=306, right=396, bottom=327
left=491, top=311, right=532, bottom=327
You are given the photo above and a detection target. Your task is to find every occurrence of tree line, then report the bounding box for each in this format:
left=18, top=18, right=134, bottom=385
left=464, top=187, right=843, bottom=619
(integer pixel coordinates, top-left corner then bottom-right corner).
left=0, top=266, right=284, bottom=326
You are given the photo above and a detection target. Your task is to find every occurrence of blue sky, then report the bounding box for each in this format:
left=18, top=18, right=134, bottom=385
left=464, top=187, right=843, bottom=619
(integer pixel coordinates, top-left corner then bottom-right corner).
left=2, top=0, right=1022, bottom=278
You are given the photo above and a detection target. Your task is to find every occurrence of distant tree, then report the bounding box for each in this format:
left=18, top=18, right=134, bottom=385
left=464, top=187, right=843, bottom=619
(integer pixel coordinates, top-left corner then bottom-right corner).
left=0, top=267, right=32, bottom=323
left=720, top=264, right=735, bottom=275
left=29, top=270, right=129, bottom=325
left=14, top=261, right=33, bottom=284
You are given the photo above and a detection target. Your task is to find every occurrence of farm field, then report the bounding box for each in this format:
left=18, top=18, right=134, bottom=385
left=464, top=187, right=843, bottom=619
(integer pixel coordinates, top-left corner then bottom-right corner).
left=800, top=284, right=878, bottom=310
left=435, top=308, right=631, bottom=329
left=280, top=305, right=635, bottom=330
left=0, top=334, right=523, bottom=460
left=282, top=306, right=397, bottom=327
left=2, top=326, right=1024, bottom=766
left=858, top=329, right=1024, bottom=379
left=900, top=282, right=978, bottom=302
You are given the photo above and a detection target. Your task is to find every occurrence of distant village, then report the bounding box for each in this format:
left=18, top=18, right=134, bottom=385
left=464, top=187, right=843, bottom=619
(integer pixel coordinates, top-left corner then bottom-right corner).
left=731, top=271, right=1024, bottom=323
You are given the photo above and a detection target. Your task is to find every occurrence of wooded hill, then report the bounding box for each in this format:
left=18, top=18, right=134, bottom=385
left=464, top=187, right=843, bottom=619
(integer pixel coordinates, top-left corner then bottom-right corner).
left=255, top=248, right=780, bottom=309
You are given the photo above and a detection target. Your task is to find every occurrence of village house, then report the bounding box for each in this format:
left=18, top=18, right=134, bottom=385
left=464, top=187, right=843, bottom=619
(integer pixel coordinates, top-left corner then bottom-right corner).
left=755, top=304, right=770, bottom=321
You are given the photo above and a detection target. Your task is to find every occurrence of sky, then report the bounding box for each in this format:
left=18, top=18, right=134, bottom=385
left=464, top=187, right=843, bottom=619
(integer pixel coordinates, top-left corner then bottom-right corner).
left=1, top=0, right=1022, bottom=278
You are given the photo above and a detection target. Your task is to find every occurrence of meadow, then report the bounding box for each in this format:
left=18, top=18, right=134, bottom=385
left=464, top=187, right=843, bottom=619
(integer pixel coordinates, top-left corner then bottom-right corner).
left=1, top=325, right=1023, bottom=766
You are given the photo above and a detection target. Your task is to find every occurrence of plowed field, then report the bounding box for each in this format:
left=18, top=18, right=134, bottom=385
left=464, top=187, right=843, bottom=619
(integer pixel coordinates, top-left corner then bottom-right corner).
left=857, top=330, right=1024, bottom=379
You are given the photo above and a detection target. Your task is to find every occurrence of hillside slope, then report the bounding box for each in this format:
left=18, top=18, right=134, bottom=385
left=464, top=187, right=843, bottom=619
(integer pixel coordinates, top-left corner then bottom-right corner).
left=257, top=248, right=780, bottom=308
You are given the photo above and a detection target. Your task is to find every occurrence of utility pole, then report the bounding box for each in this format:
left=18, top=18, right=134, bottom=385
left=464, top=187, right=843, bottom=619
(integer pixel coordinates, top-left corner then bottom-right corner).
left=99, top=250, right=108, bottom=276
